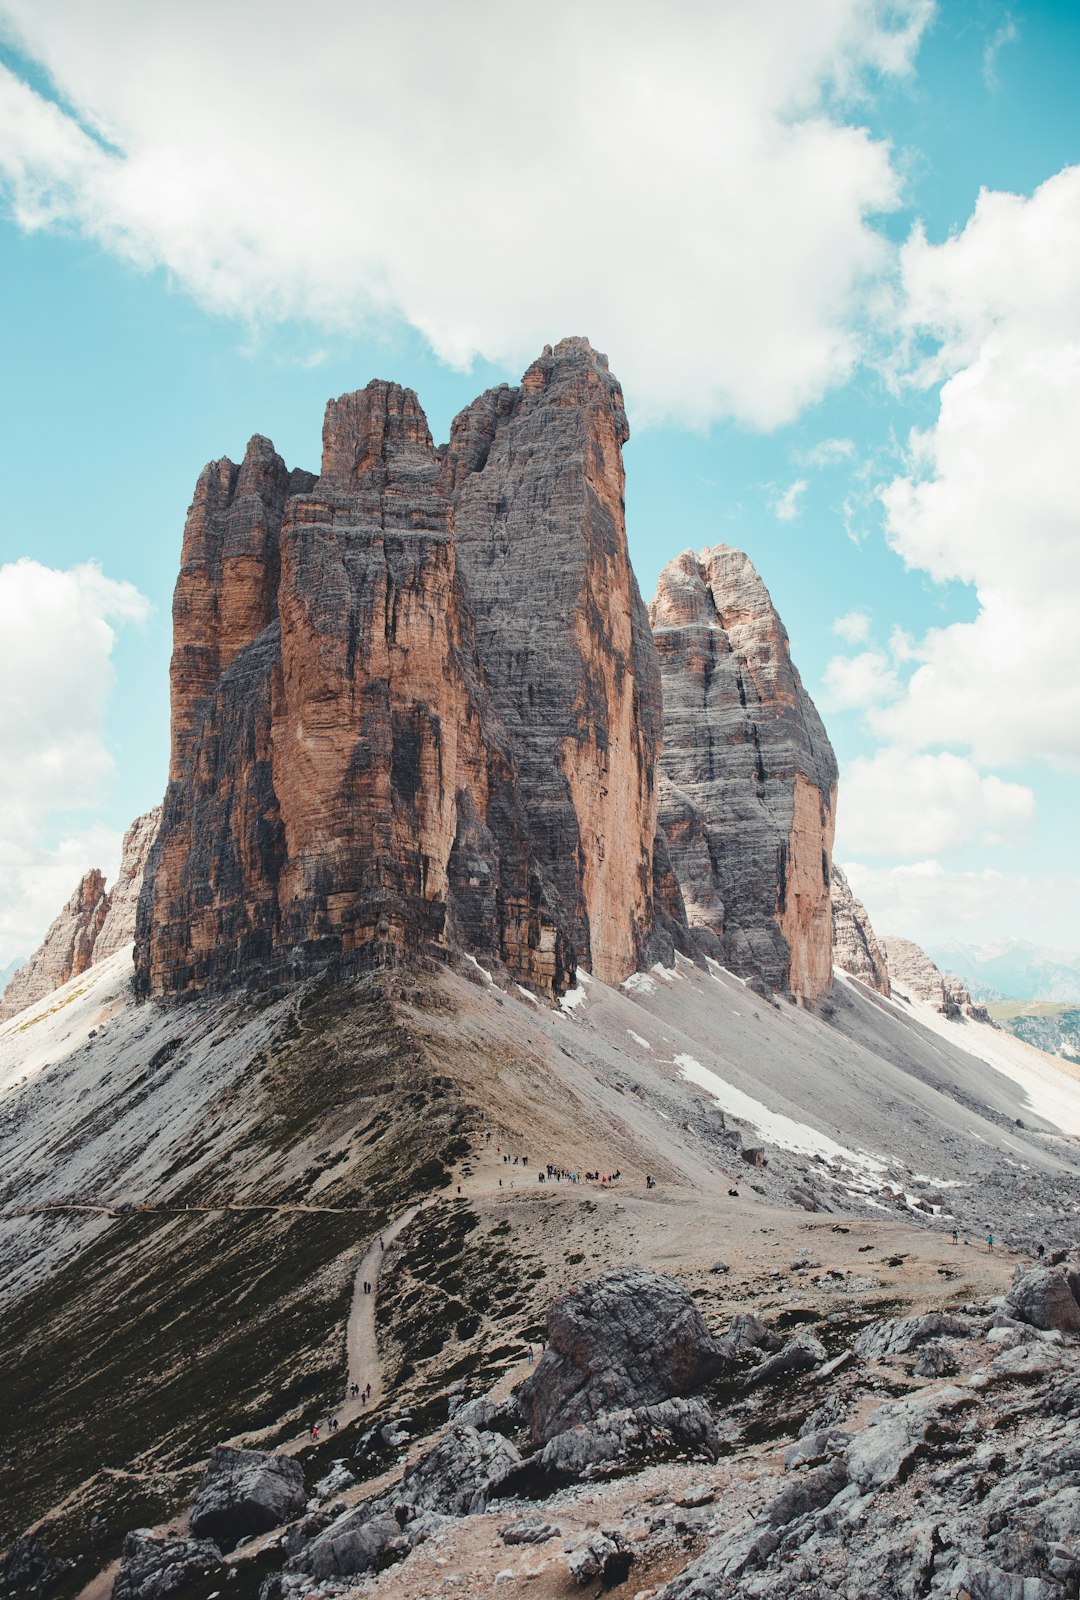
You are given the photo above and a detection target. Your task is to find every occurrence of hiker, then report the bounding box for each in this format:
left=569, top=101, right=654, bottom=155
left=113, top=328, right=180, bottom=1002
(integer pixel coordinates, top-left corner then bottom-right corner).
left=952, top=1229, right=959, bottom=1244
left=526, top=1345, right=533, bottom=1363
left=311, top=1423, right=319, bottom=1440
left=379, top=1237, right=385, bottom=1251
left=1037, top=1243, right=1046, bottom=1258
left=987, top=1233, right=994, bottom=1252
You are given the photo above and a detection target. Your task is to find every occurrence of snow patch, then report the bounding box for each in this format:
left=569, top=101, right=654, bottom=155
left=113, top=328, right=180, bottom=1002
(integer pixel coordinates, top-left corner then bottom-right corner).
left=463, top=952, right=495, bottom=986
left=559, top=983, right=587, bottom=1014
left=515, top=984, right=541, bottom=1006
left=622, top=973, right=656, bottom=996
left=673, top=1053, right=883, bottom=1172
left=627, top=1030, right=652, bottom=1050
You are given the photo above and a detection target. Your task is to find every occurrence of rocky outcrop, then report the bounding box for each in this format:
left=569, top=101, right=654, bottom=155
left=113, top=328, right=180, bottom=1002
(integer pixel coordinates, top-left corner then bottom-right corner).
left=883, top=936, right=991, bottom=1022
left=1006, top=1258, right=1080, bottom=1334
left=0, top=807, right=162, bottom=1022
left=649, top=546, right=838, bottom=1001
left=517, top=1268, right=726, bottom=1445
left=112, top=1531, right=221, bottom=1600
left=830, top=863, right=889, bottom=994
left=138, top=339, right=663, bottom=1000
left=94, top=808, right=163, bottom=963
left=188, top=1446, right=305, bottom=1545
left=0, top=870, right=108, bottom=1021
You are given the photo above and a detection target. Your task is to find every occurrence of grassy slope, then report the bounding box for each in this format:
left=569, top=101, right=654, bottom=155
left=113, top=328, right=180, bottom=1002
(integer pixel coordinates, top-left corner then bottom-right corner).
left=0, top=975, right=474, bottom=1590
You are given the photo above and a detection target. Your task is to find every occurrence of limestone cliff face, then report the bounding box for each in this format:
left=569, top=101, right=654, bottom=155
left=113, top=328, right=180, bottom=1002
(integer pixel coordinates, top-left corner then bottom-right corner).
left=94, top=807, right=163, bottom=963
left=649, top=546, right=837, bottom=1001
left=0, top=871, right=108, bottom=1020
left=0, top=808, right=162, bottom=1021
left=883, top=937, right=992, bottom=1023
left=138, top=339, right=662, bottom=999
left=831, top=864, right=890, bottom=995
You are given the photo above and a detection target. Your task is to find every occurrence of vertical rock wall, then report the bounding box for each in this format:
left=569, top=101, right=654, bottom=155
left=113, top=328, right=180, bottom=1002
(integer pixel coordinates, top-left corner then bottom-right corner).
left=830, top=863, right=890, bottom=995
left=137, top=340, right=661, bottom=999
left=649, top=546, right=837, bottom=1001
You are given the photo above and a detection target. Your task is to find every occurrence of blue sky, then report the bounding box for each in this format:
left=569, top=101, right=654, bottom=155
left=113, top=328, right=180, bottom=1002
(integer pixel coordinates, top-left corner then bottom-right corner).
left=0, top=0, right=1077, bottom=963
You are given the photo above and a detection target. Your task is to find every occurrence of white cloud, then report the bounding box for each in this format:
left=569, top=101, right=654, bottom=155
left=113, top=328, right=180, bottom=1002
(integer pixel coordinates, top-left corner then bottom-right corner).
left=982, top=16, right=1018, bottom=90
left=822, top=649, right=899, bottom=710
left=832, top=609, right=872, bottom=643
left=802, top=436, right=856, bottom=466
left=835, top=748, right=1035, bottom=859
left=0, top=559, right=149, bottom=961
left=843, top=858, right=1076, bottom=949
left=771, top=478, right=809, bottom=522
left=875, top=165, right=1080, bottom=768
left=0, top=0, right=932, bottom=429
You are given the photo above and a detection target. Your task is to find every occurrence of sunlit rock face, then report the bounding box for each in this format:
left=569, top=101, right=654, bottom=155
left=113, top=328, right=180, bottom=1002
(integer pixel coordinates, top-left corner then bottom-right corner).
left=649, top=545, right=838, bottom=1001
left=137, top=339, right=663, bottom=999
left=831, top=863, right=890, bottom=995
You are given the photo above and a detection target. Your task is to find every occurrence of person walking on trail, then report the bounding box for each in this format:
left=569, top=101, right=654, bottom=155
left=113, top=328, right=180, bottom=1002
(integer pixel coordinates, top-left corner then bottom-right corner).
left=988, top=1233, right=995, bottom=1252
left=311, top=1423, right=319, bottom=1440
left=952, top=1228, right=959, bottom=1244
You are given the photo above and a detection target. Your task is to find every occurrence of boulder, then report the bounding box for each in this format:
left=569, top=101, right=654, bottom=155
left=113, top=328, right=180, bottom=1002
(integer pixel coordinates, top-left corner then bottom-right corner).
left=717, top=1312, right=781, bottom=1358
left=398, top=1425, right=521, bottom=1515
left=295, top=1510, right=409, bottom=1580
left=567, top=1531, right=633, bottom=1587
left=2, top=1536, right=70, bottom=1594
left=112, top=1531, right=221, bottom=1600
left=189, top=1446, right=306, bottom=1545
left=518, top=1268, right=726, bottom=1444
left=530, top=1397, right=719, bottom=1485
left=500, top=1519, right=560, bottom=1546
left=845, top=1385, right=975, bottom=1490
left=1006, top=1266, right=1080, bottom=1334
left=746, top=1330, right=826, bottom=1385
left=853, top=1312, right=975, bottom=1361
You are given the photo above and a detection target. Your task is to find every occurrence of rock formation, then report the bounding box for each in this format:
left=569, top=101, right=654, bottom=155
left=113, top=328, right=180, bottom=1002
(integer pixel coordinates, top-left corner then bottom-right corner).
left=0, top=807, right=161, bottom=1022
left=0, top=870, right=107, bottom=1021
left=138, top=339, right=663, bottom=1000
left=830, top=863, right=889, bottom=995
left=883, top=936, right=991, bottom=1022
left=648, top=546, right=837, bottom=1001
left=94, top=807, right=162, bottom=963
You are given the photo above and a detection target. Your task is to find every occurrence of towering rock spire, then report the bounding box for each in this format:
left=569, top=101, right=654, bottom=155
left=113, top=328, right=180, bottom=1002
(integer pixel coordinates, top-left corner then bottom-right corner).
left=830, top=863, right=890, bottom=995
left=137, top=340, right=663, bottom=999
left=649, top=546, right=837, bottom=1001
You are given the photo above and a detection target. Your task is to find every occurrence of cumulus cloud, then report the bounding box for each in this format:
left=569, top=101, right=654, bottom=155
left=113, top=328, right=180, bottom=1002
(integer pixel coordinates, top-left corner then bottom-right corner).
left=835, top=748, right=1035, bottom=859
left=0, top=0, right=931, bottom=428
left=843, top=858, right=1074, bottom=949
left=874, top=165, right=1080, bottom=767
left=822, top=649, right=899, bottom=710
left=0, top=559, right=149, bottom=961
left=832, top=609, right=872, bottom=644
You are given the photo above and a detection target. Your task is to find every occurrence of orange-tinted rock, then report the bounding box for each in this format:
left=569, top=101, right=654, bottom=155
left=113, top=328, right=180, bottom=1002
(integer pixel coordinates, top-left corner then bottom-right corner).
left=0, top=870, right=108, bottom=1020
left=649, top=546, right=837, bottom=1001
left=882, top=936, right=991, bottom=1023
left=137, top=340, right=664, bottom=999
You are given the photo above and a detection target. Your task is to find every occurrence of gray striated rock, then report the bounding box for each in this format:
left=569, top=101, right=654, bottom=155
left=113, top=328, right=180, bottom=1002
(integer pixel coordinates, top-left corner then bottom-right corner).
left=567, top=1530, right=632, bottom=1587
left=111, top=1531, right=221, bottom=1600
left=93, top=807, right=162, bottom=963
left=830, top=863, right=889, bottom=995
left=396, top=1424, right=521, bottom=1515
left=649, top=545, right=838, bottom=1001
left=189, top=1446, right=306, bottom=1544
left=853, top=1310, right=976, bottom=1361
left=517, top=1268, right=726, bottom=1445
left=883, top=936, right=992, bottom=1022
left=746, top=1330, right=826, bottom=1385
left=296, top=1510, right=409, bottom=1580
left=845, top=1384, right=975, bottom=1489
left=529, top=1396, right=719, bottom=1483
left=1006, top=1263, right=1080, bottom=1334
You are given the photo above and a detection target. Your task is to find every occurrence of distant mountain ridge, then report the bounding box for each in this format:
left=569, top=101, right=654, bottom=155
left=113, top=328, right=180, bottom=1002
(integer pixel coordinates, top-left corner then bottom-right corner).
left=928, top=939, right=1080, bottom=1004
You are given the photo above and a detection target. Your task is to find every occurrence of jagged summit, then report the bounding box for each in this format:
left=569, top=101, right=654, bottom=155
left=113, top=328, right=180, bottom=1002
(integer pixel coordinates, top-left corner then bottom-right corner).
left=649, top=544, right=838, bottom=1001
left=138, top=339, right=661, bottom=1000
left=0, top=808, right=160, bottom=1021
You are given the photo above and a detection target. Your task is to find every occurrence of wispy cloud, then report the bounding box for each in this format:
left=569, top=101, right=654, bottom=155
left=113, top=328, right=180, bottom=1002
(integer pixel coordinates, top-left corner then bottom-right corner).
left=983, top=15, right=1018, bottom=90
left=771, top=478, right=809, bottom=522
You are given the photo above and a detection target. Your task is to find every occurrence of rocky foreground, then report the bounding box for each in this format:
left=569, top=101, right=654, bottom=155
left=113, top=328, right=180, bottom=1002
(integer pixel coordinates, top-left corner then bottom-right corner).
left=11, top=1253, right=1078, bottom=1600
